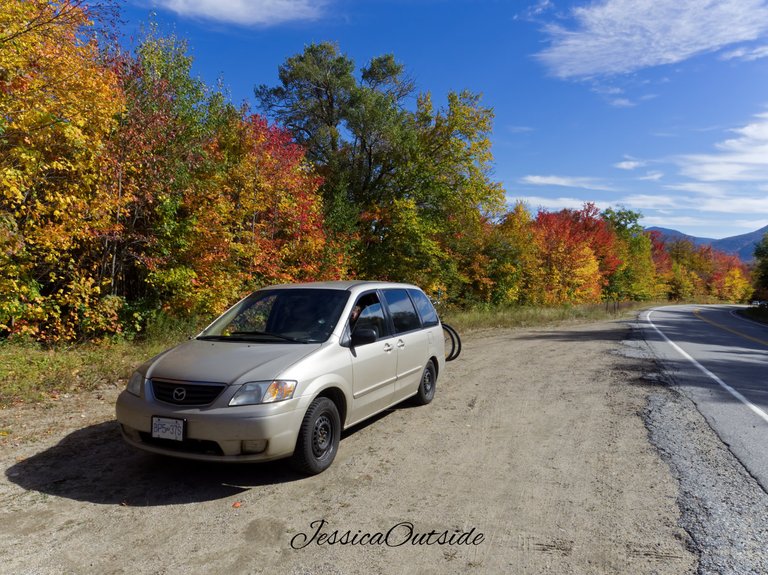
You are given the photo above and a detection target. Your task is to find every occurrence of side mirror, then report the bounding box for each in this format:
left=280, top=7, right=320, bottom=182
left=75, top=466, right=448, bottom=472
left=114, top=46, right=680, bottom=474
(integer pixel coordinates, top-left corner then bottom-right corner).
left=351, top=327, right=378, bottom=347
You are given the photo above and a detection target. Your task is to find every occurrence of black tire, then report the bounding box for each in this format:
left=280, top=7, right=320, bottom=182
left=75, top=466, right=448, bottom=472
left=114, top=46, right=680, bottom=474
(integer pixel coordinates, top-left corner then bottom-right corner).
left=413, top=360, right=437, bottom=405
left=442, top=323, right=462, bottom=361
left=443, top=324, right=456, bottom=361
left=290, top=397, right=341, bottom=475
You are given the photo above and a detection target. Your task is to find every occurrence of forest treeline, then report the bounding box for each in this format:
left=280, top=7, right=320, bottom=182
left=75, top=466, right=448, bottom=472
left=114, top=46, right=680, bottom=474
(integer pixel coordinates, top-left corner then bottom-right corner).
left=0, top=1, right=760, bottom=343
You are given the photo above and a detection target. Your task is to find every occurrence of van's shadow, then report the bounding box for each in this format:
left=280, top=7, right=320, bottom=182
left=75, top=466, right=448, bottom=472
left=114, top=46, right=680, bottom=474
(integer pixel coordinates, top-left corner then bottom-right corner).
left=6, top=409, right=398, bottom=507
left=5, top=421, right=306, bottom=507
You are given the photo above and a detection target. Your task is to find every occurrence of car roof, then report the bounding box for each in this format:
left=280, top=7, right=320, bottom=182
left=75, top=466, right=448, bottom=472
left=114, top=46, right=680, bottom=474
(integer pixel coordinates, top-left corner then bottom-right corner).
left=262, top=280, right=420, bottom=292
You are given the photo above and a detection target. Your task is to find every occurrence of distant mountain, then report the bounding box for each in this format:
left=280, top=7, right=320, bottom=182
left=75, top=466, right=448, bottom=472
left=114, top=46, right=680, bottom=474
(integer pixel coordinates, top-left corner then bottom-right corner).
left=646, top=225, right=768, bottom=262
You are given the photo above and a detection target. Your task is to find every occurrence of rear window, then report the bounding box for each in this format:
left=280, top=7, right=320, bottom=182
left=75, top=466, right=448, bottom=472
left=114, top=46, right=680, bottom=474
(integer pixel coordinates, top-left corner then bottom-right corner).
left=408, top=289, right=439, bottom=327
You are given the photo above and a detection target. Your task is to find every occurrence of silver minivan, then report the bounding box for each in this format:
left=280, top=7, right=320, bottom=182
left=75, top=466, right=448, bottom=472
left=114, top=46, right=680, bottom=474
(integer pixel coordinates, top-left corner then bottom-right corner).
left=115, top=281, right=446, bottom=474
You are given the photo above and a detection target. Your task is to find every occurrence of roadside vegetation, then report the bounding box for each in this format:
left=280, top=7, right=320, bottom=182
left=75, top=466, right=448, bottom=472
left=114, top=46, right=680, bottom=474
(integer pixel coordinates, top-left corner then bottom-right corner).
left=742, top=305, right=768, bottom=325
left=0, top=314, right=204, bottom=407
left=2, top=2, right=767, bottom=407
left=0, top=300, right=677, bottom=408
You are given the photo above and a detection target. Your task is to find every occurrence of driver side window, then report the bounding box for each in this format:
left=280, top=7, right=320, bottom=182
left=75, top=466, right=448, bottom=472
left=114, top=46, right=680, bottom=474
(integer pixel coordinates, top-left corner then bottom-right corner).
left=350, top=293, right=388, bottom=341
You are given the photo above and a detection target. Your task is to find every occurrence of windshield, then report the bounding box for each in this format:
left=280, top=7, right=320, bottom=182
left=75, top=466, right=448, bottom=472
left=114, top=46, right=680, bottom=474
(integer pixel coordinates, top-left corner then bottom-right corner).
left=198, top=288, right=350, bottom=343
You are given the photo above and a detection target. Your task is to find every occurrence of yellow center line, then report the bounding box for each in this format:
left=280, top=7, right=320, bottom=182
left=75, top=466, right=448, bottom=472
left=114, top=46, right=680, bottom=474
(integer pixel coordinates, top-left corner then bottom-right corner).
left=693, top=309, right=768, bottom=348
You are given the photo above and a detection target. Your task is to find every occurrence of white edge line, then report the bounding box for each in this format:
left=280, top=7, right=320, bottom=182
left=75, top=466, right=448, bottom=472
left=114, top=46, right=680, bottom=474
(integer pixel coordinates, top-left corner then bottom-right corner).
left=645, top=309, right=768, bottom=425
left=729, top=307, right=768, bottom=329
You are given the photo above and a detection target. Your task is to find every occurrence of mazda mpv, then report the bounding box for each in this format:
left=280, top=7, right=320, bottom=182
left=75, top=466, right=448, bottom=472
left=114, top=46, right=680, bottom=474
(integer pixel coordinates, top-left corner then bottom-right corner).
left=115, top=281, right=445, bottom=474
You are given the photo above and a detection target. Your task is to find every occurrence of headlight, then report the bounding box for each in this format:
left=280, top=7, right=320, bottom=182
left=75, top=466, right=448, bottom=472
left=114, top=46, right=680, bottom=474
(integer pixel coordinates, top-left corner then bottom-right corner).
left=229, top=380, right=297, bottom=406
left=126, top=371, right=144, bottom=396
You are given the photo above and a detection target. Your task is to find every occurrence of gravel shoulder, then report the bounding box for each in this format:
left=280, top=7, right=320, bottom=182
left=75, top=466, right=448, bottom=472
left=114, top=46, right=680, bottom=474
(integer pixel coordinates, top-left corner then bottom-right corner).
left=0, top=320, right=698, bottom=574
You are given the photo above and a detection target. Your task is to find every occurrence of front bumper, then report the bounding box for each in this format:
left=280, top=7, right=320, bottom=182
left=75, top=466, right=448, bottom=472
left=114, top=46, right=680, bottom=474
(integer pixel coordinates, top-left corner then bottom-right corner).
left=115, top=390, right=307, bottom=462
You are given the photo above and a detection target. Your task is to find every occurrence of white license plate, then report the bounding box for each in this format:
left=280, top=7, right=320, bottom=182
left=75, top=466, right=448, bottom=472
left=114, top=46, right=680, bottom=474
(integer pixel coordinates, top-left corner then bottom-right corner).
left=151, top=416, right=185, bottom=441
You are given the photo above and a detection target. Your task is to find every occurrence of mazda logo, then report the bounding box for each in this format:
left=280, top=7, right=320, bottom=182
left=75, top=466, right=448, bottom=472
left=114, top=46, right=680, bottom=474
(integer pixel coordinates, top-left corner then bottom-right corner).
left=172, top=387, right=187, bottom=402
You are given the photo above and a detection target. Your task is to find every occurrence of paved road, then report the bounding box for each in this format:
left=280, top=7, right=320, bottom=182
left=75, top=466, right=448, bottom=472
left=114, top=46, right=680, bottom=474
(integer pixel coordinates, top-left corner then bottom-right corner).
left=641, top=304, right=768, bottom=490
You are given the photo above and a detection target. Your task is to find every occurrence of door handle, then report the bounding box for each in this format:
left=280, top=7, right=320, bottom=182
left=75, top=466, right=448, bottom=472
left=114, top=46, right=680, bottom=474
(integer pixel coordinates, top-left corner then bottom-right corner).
left=396, top=340, right=405, bottom=349
left=383, top=343, right=393, bottom=352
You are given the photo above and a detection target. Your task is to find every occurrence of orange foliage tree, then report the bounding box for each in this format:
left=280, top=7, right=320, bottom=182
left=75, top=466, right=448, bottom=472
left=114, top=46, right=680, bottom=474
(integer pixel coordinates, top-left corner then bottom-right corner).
left=528, top=204, right=616, bottom=305
left=176, top=113, right=342, bottom=316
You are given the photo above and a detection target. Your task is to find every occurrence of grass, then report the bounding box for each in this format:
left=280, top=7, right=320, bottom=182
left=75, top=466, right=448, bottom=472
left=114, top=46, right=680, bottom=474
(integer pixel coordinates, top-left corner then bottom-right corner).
left=0, top=299, right=738, bottom=407
left=0, top=314, right=205, bottom=408
left=742, top=305, right=768, bottom=325
left=440, top=300, right=659, bottom=333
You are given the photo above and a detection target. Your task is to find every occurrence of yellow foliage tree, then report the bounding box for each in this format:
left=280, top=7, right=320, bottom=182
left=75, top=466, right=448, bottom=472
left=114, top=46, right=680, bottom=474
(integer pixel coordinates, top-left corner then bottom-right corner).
left=0, top=0, right=124, bottom=340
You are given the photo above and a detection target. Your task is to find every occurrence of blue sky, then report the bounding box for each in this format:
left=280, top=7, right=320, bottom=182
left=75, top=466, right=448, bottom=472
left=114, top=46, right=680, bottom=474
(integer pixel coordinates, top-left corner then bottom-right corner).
left=119, top=0, right=768, bottom=239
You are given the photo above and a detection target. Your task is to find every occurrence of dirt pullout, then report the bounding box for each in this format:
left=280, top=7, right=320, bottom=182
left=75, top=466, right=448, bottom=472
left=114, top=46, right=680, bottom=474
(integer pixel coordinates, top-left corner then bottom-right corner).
left=0, top=321, right=696, bottom=574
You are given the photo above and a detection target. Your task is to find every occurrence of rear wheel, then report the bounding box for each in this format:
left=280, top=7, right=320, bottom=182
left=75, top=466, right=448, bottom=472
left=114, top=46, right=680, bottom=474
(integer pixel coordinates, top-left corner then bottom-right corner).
left=290, top=397, right=341, bottom=475
left=413, top=360, right=437, bottom=405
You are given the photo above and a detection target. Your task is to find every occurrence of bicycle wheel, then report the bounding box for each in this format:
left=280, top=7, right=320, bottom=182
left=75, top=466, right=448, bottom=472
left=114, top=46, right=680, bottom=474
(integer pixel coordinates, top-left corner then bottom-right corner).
left=442, top=323, right=462, bottom=361
left=443, top=324, right=456, bottom=361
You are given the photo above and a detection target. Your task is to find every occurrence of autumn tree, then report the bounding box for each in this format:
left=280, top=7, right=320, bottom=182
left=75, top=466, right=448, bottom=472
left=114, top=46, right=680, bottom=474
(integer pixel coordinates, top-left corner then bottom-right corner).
left=529, top=209, right=601, bottom=305
left=523, top=204, right=622, bottom=305
left=179, top=113, right=341, bottom=315
left=101, top=28, right=227, bottom=314
left=1, top=10, right=343, bottom=341
left=255, top=42, right=504, bottom=301
left=104, top=30, right=343, bottom=319
left=661, top=238, right=750, bottom=302
left=602, top=208, right=661, bottom=300
left=0, top=0, right=123, bottom=340
left=480, top=202, right=539, bottom=305
left=753, top=232, right=768, bottom=300
left=707, top=251, right=751, bottom=302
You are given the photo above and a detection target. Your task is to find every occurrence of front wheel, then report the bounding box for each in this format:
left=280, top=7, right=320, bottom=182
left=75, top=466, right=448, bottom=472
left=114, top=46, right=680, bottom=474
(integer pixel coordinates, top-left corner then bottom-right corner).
left=413, top=360, right=437, bottom=405
left=290, top=397, right=341, bottom=475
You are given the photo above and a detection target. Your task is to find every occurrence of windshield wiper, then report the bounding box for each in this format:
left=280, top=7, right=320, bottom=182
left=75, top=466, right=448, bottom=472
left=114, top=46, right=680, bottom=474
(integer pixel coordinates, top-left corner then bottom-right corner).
left=227, top=330, right=307, bottom=343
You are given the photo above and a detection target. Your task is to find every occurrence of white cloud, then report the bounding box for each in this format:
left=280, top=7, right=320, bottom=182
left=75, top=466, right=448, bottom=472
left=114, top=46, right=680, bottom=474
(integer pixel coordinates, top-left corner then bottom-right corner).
left=618, top=194, right=680, bottom=209
left=593, top=85, right=624, bottom=96
left=638, top=171, right=664, bottom=181
left=664, top=182, right=727, bottom=195
left=520, top=174, right=618, bottom=191
left=507, top=125, right=534, bottom=134
left=516, top=0, right=555, bottom=20
left=733, top=218, right=768, bottom=229
left=720, top=44, right=768, bottom=61
left=509, top=195, right=595, bottom=211
left=677, top=111, right=768, bottom=181
left=536, top=0, right=768, bottom=79
left=614, top=159, right=645, bottom=170
left=151, top=0, right=327, bottom=25
left=610, top=97, right=635, bottom=108
left=696, top=196, right=768, bottom=213
left=641, top=215, right=709, bottom=228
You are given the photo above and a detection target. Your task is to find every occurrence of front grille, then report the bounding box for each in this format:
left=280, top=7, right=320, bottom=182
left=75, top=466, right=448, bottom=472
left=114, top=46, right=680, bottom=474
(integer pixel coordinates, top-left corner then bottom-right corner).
left=151, top=380, right=226, bottom=406
left=138, top=432, right=224, bottom=456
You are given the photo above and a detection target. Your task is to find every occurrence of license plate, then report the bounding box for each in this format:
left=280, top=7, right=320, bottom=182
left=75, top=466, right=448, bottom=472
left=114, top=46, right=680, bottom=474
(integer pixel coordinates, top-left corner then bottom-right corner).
left=151, top=416, right=185, bottom=441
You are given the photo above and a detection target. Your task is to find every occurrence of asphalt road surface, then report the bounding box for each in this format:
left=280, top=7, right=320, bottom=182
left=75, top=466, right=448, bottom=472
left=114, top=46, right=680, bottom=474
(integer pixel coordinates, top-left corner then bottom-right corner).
left=641, top=304, right=768, bottom=489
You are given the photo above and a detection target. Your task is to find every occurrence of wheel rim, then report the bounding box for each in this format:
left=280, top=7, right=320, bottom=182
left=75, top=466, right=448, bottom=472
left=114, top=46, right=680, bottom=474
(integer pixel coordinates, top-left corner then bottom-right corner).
left=312, top=414, right=333, bottom=458
left=422, top=366, right=434, bottom=394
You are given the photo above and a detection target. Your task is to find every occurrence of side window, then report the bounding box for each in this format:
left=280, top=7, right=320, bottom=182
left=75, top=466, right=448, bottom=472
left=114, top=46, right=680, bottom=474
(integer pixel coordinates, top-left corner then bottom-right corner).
left=408, top=289, right=439, bottom=327
left=382, top=289, right=422, bottom=334
left=350, top=293, right=388, bottom=340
